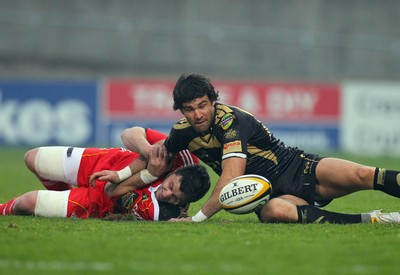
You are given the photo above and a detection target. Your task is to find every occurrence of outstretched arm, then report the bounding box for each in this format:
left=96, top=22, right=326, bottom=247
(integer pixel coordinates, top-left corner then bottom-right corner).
left=105, top=173, right=144, bottom=197
left=170, top=157, right=246, bottom=222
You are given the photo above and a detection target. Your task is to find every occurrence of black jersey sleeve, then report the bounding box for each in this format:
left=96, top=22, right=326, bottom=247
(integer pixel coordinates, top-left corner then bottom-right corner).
left=164, top=128, right=181, bottom=153
left=164, top=119, right=191, bottom=153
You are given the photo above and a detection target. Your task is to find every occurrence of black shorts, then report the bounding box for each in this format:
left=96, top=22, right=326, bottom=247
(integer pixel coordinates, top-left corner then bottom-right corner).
left=255, top=153, right=333, bottom=220
left=261, top=153, right=332, bottom=208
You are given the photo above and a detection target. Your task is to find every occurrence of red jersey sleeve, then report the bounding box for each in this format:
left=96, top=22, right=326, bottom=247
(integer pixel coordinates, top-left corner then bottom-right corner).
left=171, top=150, right=200, bottom=171
left=145, top=128, right=167, bottom=145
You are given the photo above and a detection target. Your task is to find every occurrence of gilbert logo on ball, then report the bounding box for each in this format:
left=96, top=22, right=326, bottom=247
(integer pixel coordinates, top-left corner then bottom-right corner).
left=219, top=174, right=272, bottom=214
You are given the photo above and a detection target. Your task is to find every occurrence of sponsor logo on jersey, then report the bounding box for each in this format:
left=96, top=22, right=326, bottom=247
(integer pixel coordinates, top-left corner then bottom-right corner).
left=219, top=114, right=234, bottom=130
left=223, top=141, right=242, bottom=154
left=120, top=192, right=139, bottom=209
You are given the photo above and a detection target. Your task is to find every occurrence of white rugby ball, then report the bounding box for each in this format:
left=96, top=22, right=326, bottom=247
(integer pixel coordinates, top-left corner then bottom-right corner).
left=219, top=174, right=272, bottom=214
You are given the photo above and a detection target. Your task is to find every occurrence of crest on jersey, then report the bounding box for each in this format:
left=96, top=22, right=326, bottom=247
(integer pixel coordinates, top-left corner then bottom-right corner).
left=219, top=114, right=234, bottom=130
left=120, top=192, right=139, bottom=209
left=224, top=129, right=238, bottom=140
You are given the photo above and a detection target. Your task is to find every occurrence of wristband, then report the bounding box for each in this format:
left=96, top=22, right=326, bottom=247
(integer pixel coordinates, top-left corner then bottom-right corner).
left=192, top=210, right=208, bottom=222
left=140, top=169, right=158, bottom=184
left=116, top=166, right=132, bottom=182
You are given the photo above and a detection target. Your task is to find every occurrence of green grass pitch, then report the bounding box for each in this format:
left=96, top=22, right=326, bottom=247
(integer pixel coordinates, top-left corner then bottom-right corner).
left=0, top=148, right=399, bottom=274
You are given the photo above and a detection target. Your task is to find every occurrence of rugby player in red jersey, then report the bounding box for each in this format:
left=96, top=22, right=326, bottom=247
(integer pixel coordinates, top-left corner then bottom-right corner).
left=0, top=128, right=210, bottom=221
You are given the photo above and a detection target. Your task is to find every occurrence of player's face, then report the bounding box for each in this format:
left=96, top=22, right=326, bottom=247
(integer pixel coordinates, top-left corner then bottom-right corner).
left=181, top=95, right=215, bottom=135
left=156, top=174, right=186, bottom=205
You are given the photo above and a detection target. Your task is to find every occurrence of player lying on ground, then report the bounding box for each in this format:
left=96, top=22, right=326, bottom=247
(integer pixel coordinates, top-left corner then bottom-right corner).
left=121, top=73, right=400, bottom=224
left=0, top=129, right=211, bottom=221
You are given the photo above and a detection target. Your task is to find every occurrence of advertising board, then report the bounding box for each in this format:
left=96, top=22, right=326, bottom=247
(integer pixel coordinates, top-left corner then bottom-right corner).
left=103, top=79, right=340, bottom=150
left=0, top=80, right=97, bottom=146
left=342, top=82, right=400, bottom=155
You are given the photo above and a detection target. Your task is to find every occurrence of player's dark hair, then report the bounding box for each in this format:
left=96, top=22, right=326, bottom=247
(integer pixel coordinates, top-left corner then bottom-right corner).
left=175, top=164, right=211, bottom=204
left=172, top=73, right=220, bottom=110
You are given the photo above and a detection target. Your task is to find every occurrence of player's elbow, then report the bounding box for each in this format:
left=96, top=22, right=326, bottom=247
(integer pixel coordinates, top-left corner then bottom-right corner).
left=120, top=127, right=138, bottom=150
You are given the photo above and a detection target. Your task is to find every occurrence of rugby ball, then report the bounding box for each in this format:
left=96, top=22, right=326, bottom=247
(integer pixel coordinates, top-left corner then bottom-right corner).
left=219, top=174, right=272, bottom=214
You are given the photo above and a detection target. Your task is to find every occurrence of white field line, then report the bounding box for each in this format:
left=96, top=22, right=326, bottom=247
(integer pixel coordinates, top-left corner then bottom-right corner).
left=0, top=259, right=112, bottom=271
left=0, top=259, right=247, bottom=273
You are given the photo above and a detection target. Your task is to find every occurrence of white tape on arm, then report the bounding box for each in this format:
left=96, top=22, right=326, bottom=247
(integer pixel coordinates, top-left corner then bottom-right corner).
left=116, top=166, right=132, bottom=182
left=192, top=210, right=208, bottom=222
left=140, top=169, right=158, bottom=184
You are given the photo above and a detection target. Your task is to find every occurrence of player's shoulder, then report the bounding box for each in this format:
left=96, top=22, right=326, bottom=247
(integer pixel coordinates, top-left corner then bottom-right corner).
left=215, top=102, right=253, bottom=119
left=214, top=103, right=251, bottom=130
left=172, top=118, right=192, bottom=131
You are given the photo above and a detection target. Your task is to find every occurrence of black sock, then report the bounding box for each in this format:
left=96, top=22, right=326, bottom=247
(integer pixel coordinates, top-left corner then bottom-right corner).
left=296, top=205, right=362, bottom=224
left=373, top=168, right=400, bottom=198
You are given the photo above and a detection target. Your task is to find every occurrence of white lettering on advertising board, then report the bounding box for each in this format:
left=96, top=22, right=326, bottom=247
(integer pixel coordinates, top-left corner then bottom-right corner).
left=236, top=87, right=261, bottom=113
left=130, top=84, right=173, bottom=112
left=267, top=88, right=319, bottom=118
left=0, top=93, right=91, bottom=145
left=341, top=82, right=400, bottom=155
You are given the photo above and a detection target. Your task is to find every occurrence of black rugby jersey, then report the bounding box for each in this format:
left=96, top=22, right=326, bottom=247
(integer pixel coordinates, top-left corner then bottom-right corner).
left=164, top=103, right=303, bottom=184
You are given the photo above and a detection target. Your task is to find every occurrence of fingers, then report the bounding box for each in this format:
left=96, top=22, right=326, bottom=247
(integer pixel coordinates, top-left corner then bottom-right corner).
left=89, top=171, right=113, bottom=186
left=150, top=144, right=168, bottom=159
left=89, top=178, right=97, bottom=187
left=148, top=144, right=173, bottom=176
left=89, top=172, right=101, bottom=186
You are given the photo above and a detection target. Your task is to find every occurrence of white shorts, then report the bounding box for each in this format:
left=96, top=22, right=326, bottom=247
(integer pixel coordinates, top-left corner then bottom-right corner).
left=35, top=146, right=85, bottom=187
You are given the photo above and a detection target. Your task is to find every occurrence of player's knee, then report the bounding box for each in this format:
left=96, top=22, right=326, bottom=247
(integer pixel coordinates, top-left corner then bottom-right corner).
left=259, top=198, right=289, bottom=223
left=24, top=148, right=39, bottom=173
left=355, top=165, right=374, bottom=185
left=13, top=191, right=37, bottom=215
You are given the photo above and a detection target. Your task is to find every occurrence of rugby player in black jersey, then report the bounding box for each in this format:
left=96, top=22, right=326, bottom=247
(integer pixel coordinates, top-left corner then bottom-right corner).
left=122, top=73, right=400, bottom=224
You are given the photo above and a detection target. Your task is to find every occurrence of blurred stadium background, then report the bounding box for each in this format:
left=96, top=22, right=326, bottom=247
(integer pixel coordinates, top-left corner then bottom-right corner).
left=1, top=0, right=400, bottom=156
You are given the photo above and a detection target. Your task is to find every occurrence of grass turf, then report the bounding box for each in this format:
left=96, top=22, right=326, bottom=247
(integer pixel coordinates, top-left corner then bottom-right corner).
left=0, top=148, right=399, bottom=274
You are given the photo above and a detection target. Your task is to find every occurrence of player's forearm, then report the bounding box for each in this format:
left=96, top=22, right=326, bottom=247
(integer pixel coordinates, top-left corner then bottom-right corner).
left=200, top=192, right=223, bottom=218
left=194, top=158, right=246, bottom=222
left=193, top=177, right=226, bottom=221
left=128, top=156, right=147, bottom=176
left=106, top=173, right=147, bottom=197
left=113, top=156, right=147, bottom=184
